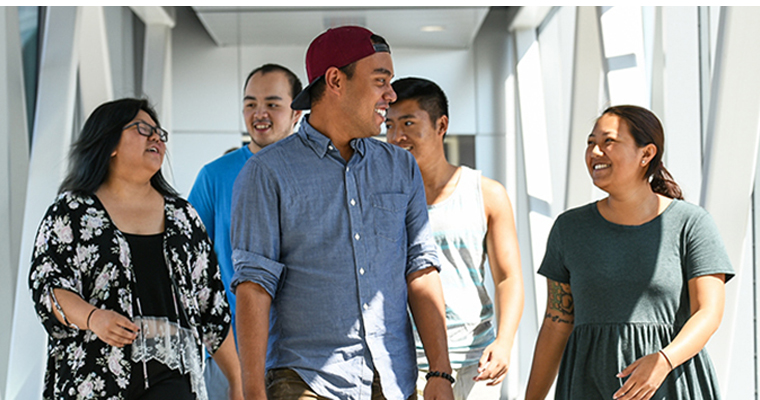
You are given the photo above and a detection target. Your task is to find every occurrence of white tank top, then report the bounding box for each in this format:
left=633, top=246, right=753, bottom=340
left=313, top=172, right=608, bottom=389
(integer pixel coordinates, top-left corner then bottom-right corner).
left=414, top=166, right=495, bottom=368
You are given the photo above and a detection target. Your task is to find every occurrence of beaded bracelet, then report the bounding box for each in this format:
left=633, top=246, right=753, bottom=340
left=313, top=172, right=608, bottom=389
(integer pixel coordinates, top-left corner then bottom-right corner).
left=425, top=370, right=455, bottom=384
left=659, top=349, right=674, bottom=371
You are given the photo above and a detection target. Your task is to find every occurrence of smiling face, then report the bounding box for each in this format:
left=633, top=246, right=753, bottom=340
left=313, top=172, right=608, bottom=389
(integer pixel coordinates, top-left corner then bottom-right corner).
left=110, top=110, right=166, bottom=180
left=385, top=99, right=446, bottom=167
left=340, top=52, right=397, bottom=138
left=243, top=70, right=301, bottom=153
left=586, top=113, right=655, bottom=193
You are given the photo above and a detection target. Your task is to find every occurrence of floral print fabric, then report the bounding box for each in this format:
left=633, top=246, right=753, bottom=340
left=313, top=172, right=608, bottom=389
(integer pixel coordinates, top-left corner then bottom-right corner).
left=29, top=192, right=230, bottom=399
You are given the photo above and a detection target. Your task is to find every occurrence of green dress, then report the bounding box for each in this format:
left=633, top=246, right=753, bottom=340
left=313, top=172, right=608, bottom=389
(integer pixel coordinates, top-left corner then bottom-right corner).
left=538, top=200, right=734, bottom=399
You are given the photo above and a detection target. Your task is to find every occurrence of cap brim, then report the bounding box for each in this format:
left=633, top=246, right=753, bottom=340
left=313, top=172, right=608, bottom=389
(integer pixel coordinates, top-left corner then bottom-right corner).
left=291, top=77, right=323, bottom=110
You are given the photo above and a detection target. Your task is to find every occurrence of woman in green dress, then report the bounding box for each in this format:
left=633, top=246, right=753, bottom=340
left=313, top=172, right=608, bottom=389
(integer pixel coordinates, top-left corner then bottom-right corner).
left=525, top=105, right=733, bottom=400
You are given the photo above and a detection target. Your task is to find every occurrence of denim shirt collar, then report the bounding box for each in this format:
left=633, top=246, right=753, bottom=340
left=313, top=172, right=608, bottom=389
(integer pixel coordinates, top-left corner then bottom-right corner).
left=299, top=117, right=366, bottom=159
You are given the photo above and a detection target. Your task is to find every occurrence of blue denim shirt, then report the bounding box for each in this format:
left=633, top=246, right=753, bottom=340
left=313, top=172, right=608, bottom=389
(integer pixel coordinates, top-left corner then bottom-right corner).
left=230, top=119, right=440, bottom=400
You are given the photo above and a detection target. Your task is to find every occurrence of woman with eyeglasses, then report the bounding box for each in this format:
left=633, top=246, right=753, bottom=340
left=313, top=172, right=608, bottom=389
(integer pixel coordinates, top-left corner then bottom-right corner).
left=29, top=98, right=242, bottom=400
left=524, top=105, right=733, bottom=400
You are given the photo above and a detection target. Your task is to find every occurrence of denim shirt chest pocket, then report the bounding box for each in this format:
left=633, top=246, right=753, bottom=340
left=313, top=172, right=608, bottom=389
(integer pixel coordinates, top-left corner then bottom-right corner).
left=371, top=193, right=408, bottom=242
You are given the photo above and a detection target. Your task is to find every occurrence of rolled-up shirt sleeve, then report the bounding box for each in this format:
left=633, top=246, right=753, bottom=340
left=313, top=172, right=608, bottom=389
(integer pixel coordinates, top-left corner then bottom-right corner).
left=404, top=157, right=441, bottom=276
left=230, top=158, right=284, bottom=298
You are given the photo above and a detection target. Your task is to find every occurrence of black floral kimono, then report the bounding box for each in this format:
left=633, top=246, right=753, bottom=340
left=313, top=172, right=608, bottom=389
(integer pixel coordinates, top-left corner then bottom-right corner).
left=29, top=192, right=230, bottom=400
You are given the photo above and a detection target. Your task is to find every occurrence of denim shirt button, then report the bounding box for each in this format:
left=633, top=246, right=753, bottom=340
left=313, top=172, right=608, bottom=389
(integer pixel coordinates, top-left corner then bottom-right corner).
left=354, top=233, right=360, bottom=240
left=359, top=268, right=365, bottom=275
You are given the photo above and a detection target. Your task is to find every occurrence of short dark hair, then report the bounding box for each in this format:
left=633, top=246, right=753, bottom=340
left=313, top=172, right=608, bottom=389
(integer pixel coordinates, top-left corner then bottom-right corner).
left=309, top=63, right=355, bottom=105
left=391, top=77, right=449, bottom=126
left=243, top=63, right=303, bottom=101
left=58, top=98, right=178, bottom=197
left=309, top=34, right=388, bottom=105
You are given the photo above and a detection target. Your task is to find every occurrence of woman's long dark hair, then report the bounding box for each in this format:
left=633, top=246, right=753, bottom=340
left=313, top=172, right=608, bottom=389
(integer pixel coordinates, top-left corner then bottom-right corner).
left=58, top=98, right=178, bottom=197
left=601, top=105, right=683, bottom=200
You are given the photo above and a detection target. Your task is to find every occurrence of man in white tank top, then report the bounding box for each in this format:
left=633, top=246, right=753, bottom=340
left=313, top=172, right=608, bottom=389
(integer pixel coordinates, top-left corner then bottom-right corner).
left=386, top=77, right=524, bottom=400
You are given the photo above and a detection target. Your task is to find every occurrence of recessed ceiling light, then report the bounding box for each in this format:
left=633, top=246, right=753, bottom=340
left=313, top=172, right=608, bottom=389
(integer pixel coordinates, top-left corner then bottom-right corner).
left=420, top=25, right=445, bottom=32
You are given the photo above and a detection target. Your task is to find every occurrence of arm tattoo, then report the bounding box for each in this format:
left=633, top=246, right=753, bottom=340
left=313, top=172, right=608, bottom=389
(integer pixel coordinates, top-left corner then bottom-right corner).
left=545, top=312, right=573, bottom=324
left=548, top=281, right=574, bottom=317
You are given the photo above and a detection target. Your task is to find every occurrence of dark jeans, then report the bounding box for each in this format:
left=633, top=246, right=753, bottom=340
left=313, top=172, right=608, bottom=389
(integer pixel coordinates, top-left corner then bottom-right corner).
left=266, top=368, right=417, bottom=400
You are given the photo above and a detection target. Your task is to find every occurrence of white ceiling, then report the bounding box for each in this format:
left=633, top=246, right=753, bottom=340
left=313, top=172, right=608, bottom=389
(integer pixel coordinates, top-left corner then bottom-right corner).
left=191, top=7, right=492, bottom=50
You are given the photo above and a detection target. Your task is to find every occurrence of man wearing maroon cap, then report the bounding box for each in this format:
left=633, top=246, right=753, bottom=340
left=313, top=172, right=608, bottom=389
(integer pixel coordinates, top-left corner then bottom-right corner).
left=230, top=26, right=455, bottom=400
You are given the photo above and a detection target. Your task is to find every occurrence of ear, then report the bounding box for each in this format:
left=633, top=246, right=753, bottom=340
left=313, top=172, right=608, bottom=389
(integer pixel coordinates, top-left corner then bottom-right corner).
left=111, top=150, right=117, bottom=157
left=291, top=110, right=303, bottom=127
left=436, top=115, right=449, bottom=138
left=641, top=143, right=657, bottom=166
left=323, top=67, right=344, bottom=97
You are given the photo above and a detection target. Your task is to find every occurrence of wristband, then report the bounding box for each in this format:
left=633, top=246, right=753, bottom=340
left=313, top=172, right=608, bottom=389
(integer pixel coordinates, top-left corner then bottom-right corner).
left=659, top=349, right=674, bottom=371
left=425, top=370, right=455, bottom=384
left=86, top=308, right=98, bottom=330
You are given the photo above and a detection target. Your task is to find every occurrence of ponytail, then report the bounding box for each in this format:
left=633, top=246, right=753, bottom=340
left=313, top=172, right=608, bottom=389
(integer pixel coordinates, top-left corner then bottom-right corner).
left=650, top=162, right=683, bottom=200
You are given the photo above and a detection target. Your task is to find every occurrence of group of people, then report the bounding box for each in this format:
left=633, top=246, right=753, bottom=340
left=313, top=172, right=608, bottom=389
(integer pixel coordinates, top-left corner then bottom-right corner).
left=28, top=25, right=733, bottom=400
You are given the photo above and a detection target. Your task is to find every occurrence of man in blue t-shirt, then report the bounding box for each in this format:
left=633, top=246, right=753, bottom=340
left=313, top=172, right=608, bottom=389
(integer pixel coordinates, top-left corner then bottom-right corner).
left=188, top=64, right=302, bottom=400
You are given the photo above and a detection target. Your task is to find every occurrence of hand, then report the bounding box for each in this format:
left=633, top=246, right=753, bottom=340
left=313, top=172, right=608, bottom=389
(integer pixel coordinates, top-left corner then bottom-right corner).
left=475, top=339, right=511, bottom=385
left=423, top=376, right=454, bottom=400
left=88, top=308, right=139, bottom=347
left=613, top=352, right=671, bottom=400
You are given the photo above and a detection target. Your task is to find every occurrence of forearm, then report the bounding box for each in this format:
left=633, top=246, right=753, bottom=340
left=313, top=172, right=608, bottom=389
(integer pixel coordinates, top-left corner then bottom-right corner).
left=663, top=312, right=720, bottom=368
left=210, top=330, right=242, bottom=390
left=483, top=177, right=524, bottom=352
left=236, top=281, right=272, bottom=399
left=526, top=280, right=574, bottom=400
left=51, top=288, right=96, bottom=329
left=524, top=320, right=573, bottom=400
left=407, top=267, right=451, bottom=373
left=662, top=276, right=725, bottom=369
left=493, top=275, right=524, bottom=350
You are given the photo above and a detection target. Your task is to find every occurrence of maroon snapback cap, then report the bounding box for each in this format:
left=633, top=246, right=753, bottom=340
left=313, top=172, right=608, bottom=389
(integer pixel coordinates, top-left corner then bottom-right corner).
left=291, top=25, right=390, bottom=110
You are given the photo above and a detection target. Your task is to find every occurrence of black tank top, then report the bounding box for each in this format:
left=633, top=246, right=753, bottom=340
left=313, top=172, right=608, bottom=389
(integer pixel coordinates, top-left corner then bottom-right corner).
left=122, top=232, right=186, bottom=326
left=123, top=232, right=193, bottom=400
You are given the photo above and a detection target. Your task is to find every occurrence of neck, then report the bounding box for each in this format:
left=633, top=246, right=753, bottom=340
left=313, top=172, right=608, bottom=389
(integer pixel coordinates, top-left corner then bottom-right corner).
left=97, top=175, right=156, bottom=200
left=601, top=182, right=664, bottom=225
left=419, top=153, right=459, bottom=205
left=248, top=142, right=262, bottom=154
left=308, top=107, right=357, bottom=161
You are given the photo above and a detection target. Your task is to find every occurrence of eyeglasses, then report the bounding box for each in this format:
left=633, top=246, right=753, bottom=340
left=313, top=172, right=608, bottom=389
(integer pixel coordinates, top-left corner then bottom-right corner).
left=123, top=121, right=169, bottom=143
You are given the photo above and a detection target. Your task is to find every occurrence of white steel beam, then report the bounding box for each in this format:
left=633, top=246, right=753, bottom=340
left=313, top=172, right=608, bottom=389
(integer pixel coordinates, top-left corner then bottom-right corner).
left=599, top=6, right=648, bottom=108
left=514, top=28, right=556, bottom=398
left=565, top=6, right=606, bottom=210
left=5, top=7, right=79, bottom=400
left=662, top=6, right=702, bottom=202
left=649, top=7, right=664, bottom=119
left=142, top=23, right=171, bottom=116
left=701, top=6, right=760, bottom=397
left=510, top=66, right=535, bottom=398
left=510, top=6, right=553, bottom=31
left=0, top=7, right=30, bottom=400
left=141, top=21, right=174, bottom=184
left=129, top=6, right=175, bottom=28
left=505, top=33, right=536, bottom=399
left=77, top=6, right=113, bottom=117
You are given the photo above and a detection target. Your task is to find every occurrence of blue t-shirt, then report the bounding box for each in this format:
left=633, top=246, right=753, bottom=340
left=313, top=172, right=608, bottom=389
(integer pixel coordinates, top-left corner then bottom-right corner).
left=188, top=145, right=253, bottom=343
left=230, top=119, right=440, bottom=400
